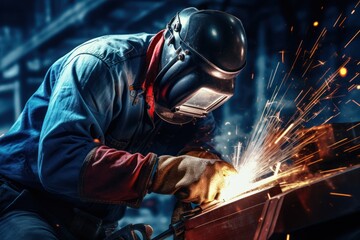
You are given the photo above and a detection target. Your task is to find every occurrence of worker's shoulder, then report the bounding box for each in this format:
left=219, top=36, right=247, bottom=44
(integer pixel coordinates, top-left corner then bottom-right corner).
left=70, top=32, right=154, bottom=67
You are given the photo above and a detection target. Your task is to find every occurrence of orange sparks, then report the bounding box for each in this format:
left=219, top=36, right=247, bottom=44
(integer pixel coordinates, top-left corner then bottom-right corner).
left=323, top=112, right=340, bottom=124
left=320, top=167, right=347, bottom=174
left=309, top=28, right=327, bottom=59
left=287, top=41, right=303, bottom=80
left=352, top=99, right=360, bottom=107
left=344, top=30, right=360, bottom=48
left=339, top=67, right=348, bottom=77
left=274, top=123, right=294, bottom=144
left=330, top=192, right=352, bottom=197
left=311, top=60, right=325, bottom=69
left=357, top=85, right=360, bottom=90
left=333, top=13, right=342, bottom=28
left=349, top=73, right=359, bottom=82
left=268, top=62, right=280, bottom=89
left=347, top=122, right=360, bottom=131
left=286, top=234, right=290, bottom=240
left=294, top=90, right=304, bottom=103
left=302, top=60, right=313, bottom=77
left=328, top=138, right=348, bottom=148
left=313, top=21, right=319, bottom=27
left=349, top=84, right=357, bottom=91
left=307, top=158, right=324, bottom=166
left=279, top=50, right=285, bottom=63
left=338, top=17, right=347, bottom=27
left=351, top=9, right=355, bottom=14
left=344, top=143, right=360, bottom=152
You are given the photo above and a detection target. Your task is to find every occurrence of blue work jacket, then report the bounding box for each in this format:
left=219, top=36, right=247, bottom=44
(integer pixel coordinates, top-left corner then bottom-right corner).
left=0, top=33, right=220, bottom=222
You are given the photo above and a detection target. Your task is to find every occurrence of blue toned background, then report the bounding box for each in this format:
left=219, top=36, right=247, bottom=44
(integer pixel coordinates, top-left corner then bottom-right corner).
left=0, top=0, right=359, bottom=236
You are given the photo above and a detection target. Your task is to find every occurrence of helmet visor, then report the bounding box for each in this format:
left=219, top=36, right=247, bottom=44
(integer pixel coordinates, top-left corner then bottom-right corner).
left=175, top=87, right=231, bottom=117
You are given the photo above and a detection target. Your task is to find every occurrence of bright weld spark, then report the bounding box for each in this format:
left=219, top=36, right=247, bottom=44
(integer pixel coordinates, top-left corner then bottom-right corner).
left=286, top=40, right=303, bottom=81
left=311, top=60, right=325, bottom=69
left=333, top=13, right=342, bottom=28
left=349, top=73, right=359, bottom=82
left=345, top=145, right=360, bottom=152
left=268, top=62, right=280, bottom=89
left=317, top=67, right=331, bottom=84
left=330, top=192, right=352, bottom=197
left=352, top=99, right=360, bottom=107
left=302, top=59, right=313, bottom=77
left=323, top=112, right=341, bottom=124
left=327, top=138, right=348, bottom=148
left=338, top=17, right=347, bottom=27
left=344, top=30, right=360, bottom=48
left=221, top=57, right=352, bottom=199
left=219, top=9, right=358, bottom=201
left=331, top=136, right=360, bottom=150
left=279, top=50, right=285, bottom=63
left=348, top=84, right=357, bottom=91
left=274, top=123, right=294, bottom=144
left=309, top=28, right=327, bottom=59
left=347, top=122, right=360, bottom=131
left=320, top=167, right=347, bottom=174
left=356, top=0, right=360, bottom=8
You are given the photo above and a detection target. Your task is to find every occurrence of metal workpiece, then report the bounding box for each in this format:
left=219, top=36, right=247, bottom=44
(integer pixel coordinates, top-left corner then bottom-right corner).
left=255, top=165, right=359, bottom=239
left=293, top=122, right=360, bottom=172
left=182, top=122, right=360, bottom=239
left=183, top=165, right=359, bottom=240
left=184, top=185, right=282, bottom=240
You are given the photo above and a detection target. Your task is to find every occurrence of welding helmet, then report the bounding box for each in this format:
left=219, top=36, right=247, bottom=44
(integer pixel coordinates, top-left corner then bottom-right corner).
left=154, top=7, right=247, bottom=124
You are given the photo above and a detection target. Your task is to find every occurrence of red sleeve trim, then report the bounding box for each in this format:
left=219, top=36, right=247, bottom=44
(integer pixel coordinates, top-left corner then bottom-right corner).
left=79, top=145, right=157, bottom=207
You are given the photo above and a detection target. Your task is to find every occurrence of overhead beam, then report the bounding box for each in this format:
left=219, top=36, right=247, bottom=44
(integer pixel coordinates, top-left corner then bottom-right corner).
left=0, top=0, right=113, bottom=71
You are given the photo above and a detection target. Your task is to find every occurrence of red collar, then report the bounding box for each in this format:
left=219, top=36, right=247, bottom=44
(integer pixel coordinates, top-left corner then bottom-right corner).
left=142, top=30, right=165, bottom=119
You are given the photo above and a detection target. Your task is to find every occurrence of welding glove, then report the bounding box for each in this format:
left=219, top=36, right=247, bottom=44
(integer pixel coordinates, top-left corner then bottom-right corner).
left=149, top=154, right=237, bottom=205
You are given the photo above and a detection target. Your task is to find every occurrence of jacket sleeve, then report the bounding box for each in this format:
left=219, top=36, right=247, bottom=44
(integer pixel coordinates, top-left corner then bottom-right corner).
left=39, top=54, right=156, bottom=207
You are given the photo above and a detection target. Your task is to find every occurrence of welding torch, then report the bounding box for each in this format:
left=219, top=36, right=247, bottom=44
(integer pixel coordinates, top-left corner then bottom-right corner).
left=103, top=206, right=201, bottom=240
left=151, top=206, right=202, bottom=240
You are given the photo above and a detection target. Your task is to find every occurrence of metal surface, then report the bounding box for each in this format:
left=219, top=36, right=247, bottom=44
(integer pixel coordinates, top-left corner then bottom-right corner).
left=184, top=122, right=360, bottom=240
left=294, top=122, right=360, bottom=172
left=184, top=185, right=282, bottom=240
left=184, top=165, right=360, bottom=240
left=255, top=165, right=359, bottom=239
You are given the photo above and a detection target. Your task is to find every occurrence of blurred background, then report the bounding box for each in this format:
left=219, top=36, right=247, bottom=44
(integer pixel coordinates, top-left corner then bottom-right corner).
left=0, top=0, right=359, bottom=236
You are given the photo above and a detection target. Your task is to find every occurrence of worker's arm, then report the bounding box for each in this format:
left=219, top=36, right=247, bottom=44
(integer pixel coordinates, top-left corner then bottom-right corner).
left=150, top=154, right=236, bottom=205
left=39, top=54, right=156, bottom=207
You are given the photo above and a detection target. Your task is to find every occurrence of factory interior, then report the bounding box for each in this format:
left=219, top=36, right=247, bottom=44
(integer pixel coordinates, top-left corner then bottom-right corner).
left=0, top=0, right=359, bottom=239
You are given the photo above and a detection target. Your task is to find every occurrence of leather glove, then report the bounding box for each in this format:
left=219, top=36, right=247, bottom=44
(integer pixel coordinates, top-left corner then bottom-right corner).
left=149, top=154, right=237, bottom=205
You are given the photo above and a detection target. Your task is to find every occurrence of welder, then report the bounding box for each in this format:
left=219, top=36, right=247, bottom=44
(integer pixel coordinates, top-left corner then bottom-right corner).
left=0, top=7, right=247, bottom=240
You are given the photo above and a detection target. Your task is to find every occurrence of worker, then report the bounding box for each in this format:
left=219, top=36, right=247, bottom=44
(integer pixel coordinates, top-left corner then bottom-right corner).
left=0, top=7, right=247, bottom=240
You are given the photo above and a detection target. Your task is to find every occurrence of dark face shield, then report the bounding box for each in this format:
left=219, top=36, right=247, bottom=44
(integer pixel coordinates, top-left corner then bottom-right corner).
left=154, top=48, right=236, bottom=124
